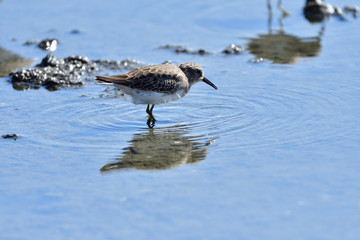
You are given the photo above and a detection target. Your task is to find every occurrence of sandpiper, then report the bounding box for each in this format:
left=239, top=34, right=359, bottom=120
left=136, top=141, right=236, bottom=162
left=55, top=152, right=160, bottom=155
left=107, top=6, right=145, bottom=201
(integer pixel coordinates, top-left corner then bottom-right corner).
left=96, top=62, right=217, bottom=125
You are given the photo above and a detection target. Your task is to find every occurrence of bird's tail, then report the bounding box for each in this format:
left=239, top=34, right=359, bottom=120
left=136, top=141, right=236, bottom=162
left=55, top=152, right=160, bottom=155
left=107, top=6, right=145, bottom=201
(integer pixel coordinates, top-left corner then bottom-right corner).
left=95, top=76, right=114, bottom=85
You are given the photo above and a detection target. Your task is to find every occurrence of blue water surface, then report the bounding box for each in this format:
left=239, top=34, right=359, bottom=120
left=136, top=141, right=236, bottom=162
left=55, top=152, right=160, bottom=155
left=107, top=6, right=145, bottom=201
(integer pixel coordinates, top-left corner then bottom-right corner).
left=1, top=0, right=360, bottom=239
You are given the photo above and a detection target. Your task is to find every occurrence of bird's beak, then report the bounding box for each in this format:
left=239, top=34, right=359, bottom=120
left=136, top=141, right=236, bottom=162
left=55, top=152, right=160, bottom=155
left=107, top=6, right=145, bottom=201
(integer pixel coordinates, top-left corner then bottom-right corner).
left=203, top=77, right=218, bottom=90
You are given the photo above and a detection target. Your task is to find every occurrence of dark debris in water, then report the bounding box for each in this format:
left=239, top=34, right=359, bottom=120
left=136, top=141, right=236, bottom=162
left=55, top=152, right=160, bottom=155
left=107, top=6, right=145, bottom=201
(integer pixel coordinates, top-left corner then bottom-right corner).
left=222, top=44, right=245, bottom=55
left=159, top=44, right=247, bottom=56
left=70, top=29, right=81, bottom=34
left=2, top=134, right=20, bottom=140
left=9, top=54, right=142, bottom=91
left=23, top=39, right=38, bottom=46
left=92, top=59, right=142, bottom=70
left=303, top=1, right=358, bottom=23
left=158, top=45, right=212, bottom=55
left=248, top=57, right=266, bottom=63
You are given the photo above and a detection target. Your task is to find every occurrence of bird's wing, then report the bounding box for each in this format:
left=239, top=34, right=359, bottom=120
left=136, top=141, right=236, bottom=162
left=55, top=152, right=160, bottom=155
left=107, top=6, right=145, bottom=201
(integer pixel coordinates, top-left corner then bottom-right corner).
left=96, top=64, right=185, bottom=93
left=127, top=74, right=180, bottom=93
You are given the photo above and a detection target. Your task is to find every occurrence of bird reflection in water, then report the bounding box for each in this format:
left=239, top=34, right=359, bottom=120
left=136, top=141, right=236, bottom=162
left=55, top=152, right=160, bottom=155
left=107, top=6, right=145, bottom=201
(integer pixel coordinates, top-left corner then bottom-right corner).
left=100, top=125, right=213, bottom=172
left=247, top=0, right=323, bottom=64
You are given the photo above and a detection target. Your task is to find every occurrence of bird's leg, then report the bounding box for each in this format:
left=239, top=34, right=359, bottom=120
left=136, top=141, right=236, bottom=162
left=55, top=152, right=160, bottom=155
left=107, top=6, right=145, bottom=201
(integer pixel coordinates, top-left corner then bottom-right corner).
left=146, top=104, right=156, bottom=128
left=146, top=104, right=156, bottom=121
left=149, top=104, right=155, bottom=119
left=146, top=104, right=150, bottom=115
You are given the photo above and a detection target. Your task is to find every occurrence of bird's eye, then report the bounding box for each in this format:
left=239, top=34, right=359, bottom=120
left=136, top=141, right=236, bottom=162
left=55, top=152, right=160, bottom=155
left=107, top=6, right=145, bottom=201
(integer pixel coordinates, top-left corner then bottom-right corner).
left=196, top=69, right=201, bottom=74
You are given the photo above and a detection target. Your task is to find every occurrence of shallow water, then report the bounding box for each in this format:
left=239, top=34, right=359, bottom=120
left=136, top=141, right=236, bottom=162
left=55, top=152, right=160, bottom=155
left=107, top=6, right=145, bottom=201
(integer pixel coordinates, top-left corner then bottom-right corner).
left=1, top=0, right=360, bottom=239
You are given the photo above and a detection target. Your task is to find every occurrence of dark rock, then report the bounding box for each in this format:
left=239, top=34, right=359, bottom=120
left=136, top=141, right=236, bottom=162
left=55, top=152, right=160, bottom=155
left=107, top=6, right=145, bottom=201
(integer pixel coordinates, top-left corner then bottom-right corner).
left=36, top=54, right=62, bottom=67
left=334, top=7, right=343, bottom=16
left=38, top=39, right=58, bottom=51
left=158, top=44, right=212, bottom=55
left=70, top=29, right=81, bottom=34
left=222, top=44, right=244, bottom=55
left=2, top=134, right=20, bottom=140
left=8, top=54, right=142, bottom=91
left=10, top=54, right=86, bottom=90
left=197, top=49, right=208, bottom=55
left=93, top=58, right=141, bottom=71
left=303, top=0, right=334, bottom=22
left=248, top=57, right=265, bottom=63
left=23, top=39, right=38, bottom=46
left=303, top=0, right=346, bottom=22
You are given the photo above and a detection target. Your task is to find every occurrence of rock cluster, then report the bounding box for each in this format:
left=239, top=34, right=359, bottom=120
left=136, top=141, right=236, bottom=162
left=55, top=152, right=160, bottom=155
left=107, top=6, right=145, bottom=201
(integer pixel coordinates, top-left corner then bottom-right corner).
left=9, top=54, right=141, bottom=91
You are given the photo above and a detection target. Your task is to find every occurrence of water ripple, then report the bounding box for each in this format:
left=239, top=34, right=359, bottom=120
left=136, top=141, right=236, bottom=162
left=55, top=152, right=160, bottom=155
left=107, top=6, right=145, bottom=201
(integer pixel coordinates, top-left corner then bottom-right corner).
left=29, top=96, right=145, bottom=150
left=29, top=80, right=358, bottom=152
left=181, top=82, right=358, bottom=150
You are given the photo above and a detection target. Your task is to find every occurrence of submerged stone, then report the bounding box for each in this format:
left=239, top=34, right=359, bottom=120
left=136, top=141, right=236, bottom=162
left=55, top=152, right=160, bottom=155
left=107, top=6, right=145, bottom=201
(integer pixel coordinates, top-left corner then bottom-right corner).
left=222, top=44, right=244, bottom=55
left=158, top=44, right=211, bottom=55
left=23, top=39, right=38, bottom=46
left=93, top=58, right=141, bottom=71
left=70, top=29, right=81, bottom=34
left=2, top=134, right=20, bottom=140
left=303, top=0, right=348, bottom=22
left=248, top=57, right=265, bottom=63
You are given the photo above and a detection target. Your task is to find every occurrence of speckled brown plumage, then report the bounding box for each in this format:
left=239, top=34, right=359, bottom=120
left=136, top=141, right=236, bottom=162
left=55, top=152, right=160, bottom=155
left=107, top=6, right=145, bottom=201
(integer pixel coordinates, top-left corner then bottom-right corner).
left=96, top=64, right=188, bottom=94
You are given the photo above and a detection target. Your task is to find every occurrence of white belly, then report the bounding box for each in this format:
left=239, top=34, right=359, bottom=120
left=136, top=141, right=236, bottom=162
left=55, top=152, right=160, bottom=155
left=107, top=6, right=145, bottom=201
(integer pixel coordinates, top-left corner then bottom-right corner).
left=115, top=85, right=187, bottom=105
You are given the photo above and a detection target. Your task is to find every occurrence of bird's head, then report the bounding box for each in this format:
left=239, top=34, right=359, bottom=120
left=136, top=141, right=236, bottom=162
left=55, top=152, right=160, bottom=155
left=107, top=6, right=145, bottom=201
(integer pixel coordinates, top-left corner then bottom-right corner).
left=179, top=62, right=217, bottom=90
